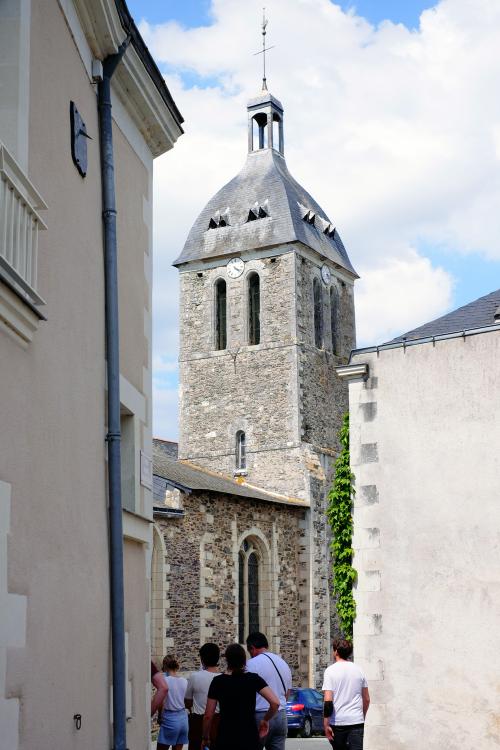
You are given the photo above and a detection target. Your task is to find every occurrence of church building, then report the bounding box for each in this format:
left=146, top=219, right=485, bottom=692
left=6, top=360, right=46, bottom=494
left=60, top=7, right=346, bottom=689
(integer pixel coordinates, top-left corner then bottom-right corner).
left=152, top=85, right=357, bottom=685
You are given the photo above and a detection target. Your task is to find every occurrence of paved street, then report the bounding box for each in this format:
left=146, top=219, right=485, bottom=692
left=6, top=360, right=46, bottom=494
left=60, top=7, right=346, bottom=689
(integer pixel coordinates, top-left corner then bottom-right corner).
left=152, top=740, right=330, bottom=750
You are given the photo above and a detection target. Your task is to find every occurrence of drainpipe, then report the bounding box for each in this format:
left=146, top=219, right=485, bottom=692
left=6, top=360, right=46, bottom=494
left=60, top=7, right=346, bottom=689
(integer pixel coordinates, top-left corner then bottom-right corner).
left=97, top=35, right=131, bottom=750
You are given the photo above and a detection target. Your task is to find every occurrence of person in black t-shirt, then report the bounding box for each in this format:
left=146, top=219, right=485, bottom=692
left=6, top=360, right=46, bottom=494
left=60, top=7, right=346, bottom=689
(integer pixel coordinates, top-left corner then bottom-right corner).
left=203, top=643, right=279, bottom=750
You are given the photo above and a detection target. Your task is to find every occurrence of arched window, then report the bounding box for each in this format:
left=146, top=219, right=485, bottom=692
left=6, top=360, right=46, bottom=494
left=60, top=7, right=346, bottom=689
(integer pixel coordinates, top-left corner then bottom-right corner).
left=272, top=113, right=283, bottom=154
left=236, top=430, right=246, bottom=471
left=313, top=277, right=323, bottom=348
left=238, top=540, right=260, bottom=643
left=330, top=287, right=339, bottom=355
left=215, top=279, right=227, bottom=350
left=248, top=273, right=260, bottom=345
left=248, top=552, right=259, bottom=633
left=252, top=112, right=268, bottom=150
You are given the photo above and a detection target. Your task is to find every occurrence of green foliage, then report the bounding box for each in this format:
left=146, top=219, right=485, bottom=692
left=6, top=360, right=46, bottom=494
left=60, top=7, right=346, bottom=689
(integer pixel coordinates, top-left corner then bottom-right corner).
left=327, top=412, right=356, bottom=637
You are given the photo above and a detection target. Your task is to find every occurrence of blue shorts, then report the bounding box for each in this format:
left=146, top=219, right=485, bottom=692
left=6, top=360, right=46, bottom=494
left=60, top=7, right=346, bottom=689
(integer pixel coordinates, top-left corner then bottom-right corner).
left=158, top=710, right=189, bottom=746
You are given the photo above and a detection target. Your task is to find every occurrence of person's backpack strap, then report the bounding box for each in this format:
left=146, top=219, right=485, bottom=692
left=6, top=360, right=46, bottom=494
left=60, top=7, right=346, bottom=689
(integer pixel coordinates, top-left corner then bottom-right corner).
left=263, top=653, right=287, bottom=694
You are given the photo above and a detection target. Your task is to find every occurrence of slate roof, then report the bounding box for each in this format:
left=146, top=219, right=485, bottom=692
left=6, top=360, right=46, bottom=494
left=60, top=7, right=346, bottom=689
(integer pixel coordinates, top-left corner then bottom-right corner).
left=389, top=288, right=500, bottom=343
left=115, top=1, right=183, bottom=129
left=152, top=442, right=307, bottom=507
left=173, top=146, right=357, bottom=277
left=154, top=438, right=178, bottom=460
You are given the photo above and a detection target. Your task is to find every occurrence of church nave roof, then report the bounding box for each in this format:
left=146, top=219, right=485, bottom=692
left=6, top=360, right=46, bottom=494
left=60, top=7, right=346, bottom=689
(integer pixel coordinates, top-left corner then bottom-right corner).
left=152, top=440, right=308, bottom=508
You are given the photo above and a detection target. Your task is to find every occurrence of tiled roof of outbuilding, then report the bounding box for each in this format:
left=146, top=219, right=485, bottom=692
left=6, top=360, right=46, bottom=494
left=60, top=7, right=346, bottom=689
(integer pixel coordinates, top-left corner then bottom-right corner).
left=173, top=148, right=357, bottom=277
left=389, top=288, right=500, bottom=343
left=152, top=441, right=307, bottom=508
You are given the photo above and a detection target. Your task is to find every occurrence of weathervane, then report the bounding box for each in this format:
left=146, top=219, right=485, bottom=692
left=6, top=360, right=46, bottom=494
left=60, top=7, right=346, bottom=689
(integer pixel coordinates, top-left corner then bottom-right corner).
left=253, top=8, right=275, bottom=92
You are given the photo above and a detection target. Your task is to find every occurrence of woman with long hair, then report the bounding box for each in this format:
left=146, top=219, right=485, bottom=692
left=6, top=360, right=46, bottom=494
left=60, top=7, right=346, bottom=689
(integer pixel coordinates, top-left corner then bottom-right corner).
left=202, top=643, right=279, bottom=750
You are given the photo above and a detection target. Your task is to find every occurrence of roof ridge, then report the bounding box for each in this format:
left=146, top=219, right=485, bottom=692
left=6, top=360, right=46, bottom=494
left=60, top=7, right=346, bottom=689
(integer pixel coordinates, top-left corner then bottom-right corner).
left=178, top=459, right=306, bottom=505
left=389, top=287, right=500, bottom=344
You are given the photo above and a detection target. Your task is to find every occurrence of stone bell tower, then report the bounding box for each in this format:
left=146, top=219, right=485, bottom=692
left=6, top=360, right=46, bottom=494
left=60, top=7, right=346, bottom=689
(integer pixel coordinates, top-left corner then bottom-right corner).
left=173, top=88, right=357, bottom=682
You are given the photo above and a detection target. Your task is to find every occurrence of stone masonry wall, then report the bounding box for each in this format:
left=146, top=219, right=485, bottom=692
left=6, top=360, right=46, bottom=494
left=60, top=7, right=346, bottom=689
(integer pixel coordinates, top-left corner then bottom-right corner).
left=154, top=489, right=306, bottom=680
left=295, top=254, right=355, bottom=449
left=192, top=446, right=308, bottom=500
left=293, top=253, right=356, bottom=682
left=178, top=250, right=307, bottom=497
left=178, top=250, right=296, bottom=361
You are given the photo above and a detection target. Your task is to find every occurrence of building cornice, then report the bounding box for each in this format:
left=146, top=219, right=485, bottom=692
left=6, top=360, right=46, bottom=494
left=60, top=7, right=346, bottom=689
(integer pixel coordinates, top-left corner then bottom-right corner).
left=72, top=0, right=184, bottom=156
left=336, top=362, right=369, bottom=381
left=348, top=323, right=500, bottom=362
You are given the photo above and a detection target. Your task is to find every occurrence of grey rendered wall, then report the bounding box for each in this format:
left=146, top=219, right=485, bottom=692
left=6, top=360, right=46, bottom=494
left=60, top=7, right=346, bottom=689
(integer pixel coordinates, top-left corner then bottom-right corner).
left=0, top=2, right=155, bottom=748
left=349, top=331, right=500, bottom=750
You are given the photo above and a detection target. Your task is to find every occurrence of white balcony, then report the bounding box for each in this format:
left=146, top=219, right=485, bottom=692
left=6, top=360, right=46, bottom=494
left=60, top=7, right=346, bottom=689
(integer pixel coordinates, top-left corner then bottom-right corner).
left=0, top=143, right=47, bottom=307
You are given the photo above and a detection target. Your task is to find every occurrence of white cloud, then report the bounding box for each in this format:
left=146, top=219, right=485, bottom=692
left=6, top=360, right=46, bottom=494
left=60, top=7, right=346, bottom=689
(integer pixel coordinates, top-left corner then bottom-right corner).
left=355, top=251, right=454, bottom=345
left=143, top=0, right=500, bottom=438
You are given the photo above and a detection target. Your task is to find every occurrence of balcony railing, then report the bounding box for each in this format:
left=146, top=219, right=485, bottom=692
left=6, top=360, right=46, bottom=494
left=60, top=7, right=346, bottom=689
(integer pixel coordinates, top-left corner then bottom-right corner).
left=0, top=143, right=47, bottom=306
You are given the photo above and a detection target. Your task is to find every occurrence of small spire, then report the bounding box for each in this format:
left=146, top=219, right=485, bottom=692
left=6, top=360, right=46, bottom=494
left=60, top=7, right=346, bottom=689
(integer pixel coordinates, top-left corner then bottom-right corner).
left=253, top=8, right=275, bottom=92
left=261, top=9, right=268, bottom=91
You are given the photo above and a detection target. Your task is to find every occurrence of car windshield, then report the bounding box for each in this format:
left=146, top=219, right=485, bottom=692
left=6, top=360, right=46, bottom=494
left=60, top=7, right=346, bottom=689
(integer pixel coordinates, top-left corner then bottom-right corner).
left=287, top=690, right=299, bottom=703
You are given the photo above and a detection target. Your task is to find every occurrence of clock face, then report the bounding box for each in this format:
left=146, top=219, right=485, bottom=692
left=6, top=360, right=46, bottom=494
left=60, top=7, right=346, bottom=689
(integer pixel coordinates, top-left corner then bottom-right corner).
left=321, top=264, right=332, bottom=285
left=227, top=257, right=245, bottom=279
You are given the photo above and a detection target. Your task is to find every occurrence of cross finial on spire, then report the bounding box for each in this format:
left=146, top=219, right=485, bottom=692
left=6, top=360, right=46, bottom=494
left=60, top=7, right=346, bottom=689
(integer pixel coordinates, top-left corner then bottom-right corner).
left=261, top=8, right=268, bottom=91
left=253, top=8, right=275, bottom=92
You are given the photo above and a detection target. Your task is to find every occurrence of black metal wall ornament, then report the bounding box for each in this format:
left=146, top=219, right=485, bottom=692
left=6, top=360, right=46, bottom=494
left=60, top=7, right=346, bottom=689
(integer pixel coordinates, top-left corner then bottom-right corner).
left=70, top=102, right=91, bottom=177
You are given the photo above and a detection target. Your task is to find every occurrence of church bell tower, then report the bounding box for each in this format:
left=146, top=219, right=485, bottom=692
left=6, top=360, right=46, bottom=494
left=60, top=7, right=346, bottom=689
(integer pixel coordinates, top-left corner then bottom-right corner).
left=173, top=86, right=357, bottom=682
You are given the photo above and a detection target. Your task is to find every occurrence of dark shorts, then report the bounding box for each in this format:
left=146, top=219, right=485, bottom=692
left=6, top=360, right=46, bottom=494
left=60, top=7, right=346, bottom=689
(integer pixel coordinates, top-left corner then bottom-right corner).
left=329, top=723, right=364, bottom=750
left=188, top=712, right=220, bottom=750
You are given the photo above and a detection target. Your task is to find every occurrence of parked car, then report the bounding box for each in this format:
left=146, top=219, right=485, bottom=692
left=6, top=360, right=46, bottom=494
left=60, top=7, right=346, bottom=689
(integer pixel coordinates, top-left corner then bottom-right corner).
left=286, top=687, right=324, bottom=738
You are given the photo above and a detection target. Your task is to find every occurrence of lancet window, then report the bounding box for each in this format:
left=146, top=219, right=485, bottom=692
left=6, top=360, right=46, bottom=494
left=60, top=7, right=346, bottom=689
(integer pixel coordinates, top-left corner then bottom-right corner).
left=215, top=278, right=227, bottom=350
left=236, top=430, right=246, bottom=471
left=248, top=273, right=261, bottom=345
left=330, top=287, right=339, bottom=355
left=313, top=277, right=323, bottom=348
left=238, top=539, right=260, bottom=643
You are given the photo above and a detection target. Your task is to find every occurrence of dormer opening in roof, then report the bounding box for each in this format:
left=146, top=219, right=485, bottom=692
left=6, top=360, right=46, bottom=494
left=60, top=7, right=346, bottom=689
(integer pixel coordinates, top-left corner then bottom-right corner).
left=207, top=208, right=230, bottom=230
left=246, top=200, right=269, bottom=222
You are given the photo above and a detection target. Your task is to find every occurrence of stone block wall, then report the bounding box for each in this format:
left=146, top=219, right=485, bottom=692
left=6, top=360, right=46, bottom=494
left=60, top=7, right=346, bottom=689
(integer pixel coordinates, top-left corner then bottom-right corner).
left=191, top=445, right=308, bottom=500
left=178, top=251, right=296, bottom=361
left=179, top=346, right=298, bottom=465
left=154, top=490, right=306, bottom=680
left=295, top=254, right=355, bottom=450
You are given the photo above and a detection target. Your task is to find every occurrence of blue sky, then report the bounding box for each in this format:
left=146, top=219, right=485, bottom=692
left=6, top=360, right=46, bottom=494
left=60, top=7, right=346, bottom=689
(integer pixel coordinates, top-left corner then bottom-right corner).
left=129, top=1, right=433, bottom=30
left=129, top=0, right=500, bottom=438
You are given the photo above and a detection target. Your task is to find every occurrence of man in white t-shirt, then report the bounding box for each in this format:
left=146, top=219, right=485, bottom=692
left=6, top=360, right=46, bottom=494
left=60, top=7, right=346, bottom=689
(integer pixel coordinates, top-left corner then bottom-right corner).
left=246, top=631, right=292, bottom=750
left=185, top=643, right=221, bottom=750
left=322, top=638, right=370, bottom=750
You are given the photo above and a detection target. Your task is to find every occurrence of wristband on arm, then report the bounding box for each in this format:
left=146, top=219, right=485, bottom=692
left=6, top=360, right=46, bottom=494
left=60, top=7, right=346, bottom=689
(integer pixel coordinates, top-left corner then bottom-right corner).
left=323, top=700, right=333, bottom=718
